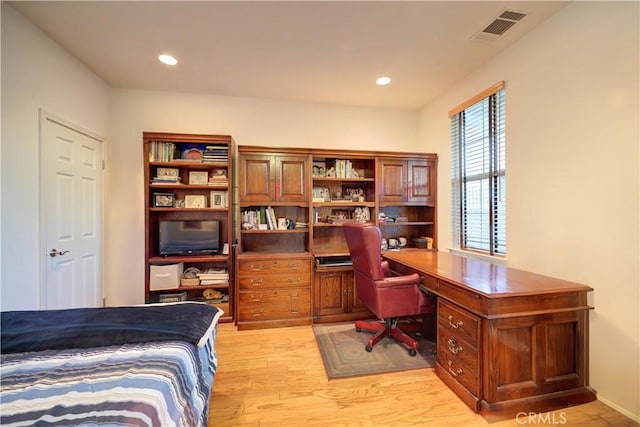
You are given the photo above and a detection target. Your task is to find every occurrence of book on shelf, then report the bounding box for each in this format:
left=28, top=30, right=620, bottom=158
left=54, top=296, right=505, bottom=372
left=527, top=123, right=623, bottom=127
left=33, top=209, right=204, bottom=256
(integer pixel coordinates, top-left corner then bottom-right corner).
left=265, top=206, right=277, bottom=230
left=149, top=141, right=177, bottom=163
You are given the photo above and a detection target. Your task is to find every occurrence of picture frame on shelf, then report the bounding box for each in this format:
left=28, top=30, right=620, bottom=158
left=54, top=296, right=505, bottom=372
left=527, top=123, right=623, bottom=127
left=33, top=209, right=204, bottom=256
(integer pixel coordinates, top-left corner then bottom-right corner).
left=209, top=190, right=228, bottom=208
left=153, top=192, right=175, bottom=207
left=188, top=171, right=209, bottom=185
left=184, top=195, right=207, bottom=208
left=312, top=161, right=326, bottom=178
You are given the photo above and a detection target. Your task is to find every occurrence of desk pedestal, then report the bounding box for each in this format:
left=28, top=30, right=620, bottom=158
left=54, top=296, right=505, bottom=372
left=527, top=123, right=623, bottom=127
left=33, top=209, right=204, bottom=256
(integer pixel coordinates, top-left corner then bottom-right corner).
left=384, top=250, right=596, bottom=421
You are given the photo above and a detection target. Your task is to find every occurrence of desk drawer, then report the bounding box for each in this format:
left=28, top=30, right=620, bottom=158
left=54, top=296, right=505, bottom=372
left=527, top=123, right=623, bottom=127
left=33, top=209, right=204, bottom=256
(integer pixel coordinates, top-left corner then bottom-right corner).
left=437, top=325, right=479, bottom=395
left=238, top=258, right=311, bottom=275
left=238, top=274, right=310, bottom=290
left=438, top=299, right=480, bottom=346
left=238, top=289, right=311, bottom=321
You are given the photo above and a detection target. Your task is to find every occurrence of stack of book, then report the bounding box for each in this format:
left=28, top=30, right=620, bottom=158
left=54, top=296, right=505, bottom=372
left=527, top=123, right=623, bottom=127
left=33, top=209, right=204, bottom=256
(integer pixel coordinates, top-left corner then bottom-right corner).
left=197, top=268, right=229, bottom=286
left=203, top=145, right=229, bottom=163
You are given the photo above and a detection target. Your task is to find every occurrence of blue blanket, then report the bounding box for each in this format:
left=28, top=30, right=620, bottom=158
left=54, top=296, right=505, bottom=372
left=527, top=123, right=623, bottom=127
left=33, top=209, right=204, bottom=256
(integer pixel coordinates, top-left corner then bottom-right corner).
left=1, top=302, right=220, bottom=353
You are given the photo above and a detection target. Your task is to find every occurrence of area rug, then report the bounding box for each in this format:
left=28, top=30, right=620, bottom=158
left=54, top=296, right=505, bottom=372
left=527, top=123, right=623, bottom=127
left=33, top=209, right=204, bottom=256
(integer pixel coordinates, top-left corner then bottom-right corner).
left=312, top=322, right=436, bottom=379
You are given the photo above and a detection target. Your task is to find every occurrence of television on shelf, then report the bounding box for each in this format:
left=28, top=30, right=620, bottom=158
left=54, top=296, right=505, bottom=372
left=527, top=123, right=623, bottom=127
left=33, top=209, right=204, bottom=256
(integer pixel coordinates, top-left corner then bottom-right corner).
left=159, top=220, right=220, bottom=256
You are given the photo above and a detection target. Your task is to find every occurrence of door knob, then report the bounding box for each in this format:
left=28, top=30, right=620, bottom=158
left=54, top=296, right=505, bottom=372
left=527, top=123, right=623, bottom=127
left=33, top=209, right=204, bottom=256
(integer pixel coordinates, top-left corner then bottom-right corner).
left=49, top=249, right=70, bottom=257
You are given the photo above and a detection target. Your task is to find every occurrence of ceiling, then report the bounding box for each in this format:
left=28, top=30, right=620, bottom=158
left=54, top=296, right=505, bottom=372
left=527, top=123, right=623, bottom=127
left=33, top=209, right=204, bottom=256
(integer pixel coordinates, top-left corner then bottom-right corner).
left=10, top=1, right=569, bottom=110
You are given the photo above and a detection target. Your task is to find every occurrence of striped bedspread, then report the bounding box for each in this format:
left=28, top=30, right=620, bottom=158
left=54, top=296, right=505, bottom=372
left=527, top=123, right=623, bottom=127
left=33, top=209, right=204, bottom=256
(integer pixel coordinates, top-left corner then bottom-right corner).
left=0, top=305, right=222, bottom=426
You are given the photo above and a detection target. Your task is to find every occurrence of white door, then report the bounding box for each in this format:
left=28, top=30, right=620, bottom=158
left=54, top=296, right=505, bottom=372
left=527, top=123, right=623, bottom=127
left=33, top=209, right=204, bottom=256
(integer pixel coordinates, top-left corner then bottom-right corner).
left=40, top=111, right=103, bottom=309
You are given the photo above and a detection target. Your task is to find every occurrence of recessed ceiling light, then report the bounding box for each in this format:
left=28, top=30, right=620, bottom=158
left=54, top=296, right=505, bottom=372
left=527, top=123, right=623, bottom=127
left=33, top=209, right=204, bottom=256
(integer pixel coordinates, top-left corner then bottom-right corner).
left=158, top=54, right=177, bottom=66
left=376, top=76, right=391, bottom=86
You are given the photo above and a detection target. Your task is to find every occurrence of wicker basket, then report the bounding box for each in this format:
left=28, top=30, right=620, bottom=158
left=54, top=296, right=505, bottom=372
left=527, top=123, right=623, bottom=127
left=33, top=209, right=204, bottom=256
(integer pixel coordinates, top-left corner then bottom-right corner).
left=180, top=278, right=200, bottom=287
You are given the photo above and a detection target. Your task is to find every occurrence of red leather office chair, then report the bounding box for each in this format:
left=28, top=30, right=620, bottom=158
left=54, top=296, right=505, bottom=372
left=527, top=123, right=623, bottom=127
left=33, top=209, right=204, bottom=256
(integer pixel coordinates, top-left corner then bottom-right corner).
left=343, top=222, right=434, bottom=356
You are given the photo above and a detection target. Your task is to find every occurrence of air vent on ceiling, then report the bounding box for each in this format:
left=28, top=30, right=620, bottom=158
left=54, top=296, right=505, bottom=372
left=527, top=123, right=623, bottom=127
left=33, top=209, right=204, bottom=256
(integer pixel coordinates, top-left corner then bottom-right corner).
left=471, top=10, right=527, bottom=42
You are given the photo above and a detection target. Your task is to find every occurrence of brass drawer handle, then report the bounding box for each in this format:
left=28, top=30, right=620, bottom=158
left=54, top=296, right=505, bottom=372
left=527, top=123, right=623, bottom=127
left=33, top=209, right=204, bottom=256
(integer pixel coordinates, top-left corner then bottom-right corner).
left=289, top=307, right=300, bottom=314
left=288, top=292, right=301, bottom=299
left=250, top=279, right=264, bottom=287
left=287, top=262, right=301, bottom=269
left=250, top=308, right=264, bottom=317
left=447, top=315, right=464, bottom=329
left=250, top=294, right=263, bottom=302
left=287, top=277, right=302, bottom=284
left=447, top=360, right=463, bottom=377
left=249, top=264, right=265, bottom=272
left=447, top=338, right=463, bottom=354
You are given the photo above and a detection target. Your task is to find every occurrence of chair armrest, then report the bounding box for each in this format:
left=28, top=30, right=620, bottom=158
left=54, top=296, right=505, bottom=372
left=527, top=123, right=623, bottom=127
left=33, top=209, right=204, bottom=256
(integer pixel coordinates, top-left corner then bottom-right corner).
left=381, top=260, right=391, bottom=277
left=375, top=273, right=421, bottom=288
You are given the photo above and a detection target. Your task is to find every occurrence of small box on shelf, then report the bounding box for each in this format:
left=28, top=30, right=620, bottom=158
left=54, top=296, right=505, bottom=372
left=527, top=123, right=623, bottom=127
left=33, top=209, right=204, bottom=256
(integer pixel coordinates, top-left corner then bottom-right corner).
left=158, top=291, right=188, bottom=303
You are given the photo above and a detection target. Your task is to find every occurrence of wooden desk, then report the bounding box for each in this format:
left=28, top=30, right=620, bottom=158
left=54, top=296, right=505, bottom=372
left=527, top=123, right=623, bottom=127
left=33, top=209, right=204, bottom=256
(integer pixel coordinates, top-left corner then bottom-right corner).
left=383, top=250, right=597, bottom=421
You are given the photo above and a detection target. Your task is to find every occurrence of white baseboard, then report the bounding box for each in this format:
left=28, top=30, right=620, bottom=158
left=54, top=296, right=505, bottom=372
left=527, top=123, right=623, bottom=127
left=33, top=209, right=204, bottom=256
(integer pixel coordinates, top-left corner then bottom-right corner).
left=598, top=395, right=640, bottom=423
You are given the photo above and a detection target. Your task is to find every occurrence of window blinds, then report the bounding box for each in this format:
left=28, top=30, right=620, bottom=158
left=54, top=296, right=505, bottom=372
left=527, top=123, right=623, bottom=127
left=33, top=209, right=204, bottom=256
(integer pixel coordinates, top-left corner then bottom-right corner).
left=451, top=85, right=506, bottom=256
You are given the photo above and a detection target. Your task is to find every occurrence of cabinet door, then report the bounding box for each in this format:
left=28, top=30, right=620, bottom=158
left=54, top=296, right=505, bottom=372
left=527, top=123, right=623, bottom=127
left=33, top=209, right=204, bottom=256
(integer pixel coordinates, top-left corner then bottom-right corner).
left=408, top=160, right=436, bottom=206
left=276, top=155, right=308, bottom=202
left=347, top=271, right=369, bottom=313
left=379, top=158, right=407, bottom=202
left=239, top=154, right=274, bottom=202
left=314, top=270, right=348, bottom=316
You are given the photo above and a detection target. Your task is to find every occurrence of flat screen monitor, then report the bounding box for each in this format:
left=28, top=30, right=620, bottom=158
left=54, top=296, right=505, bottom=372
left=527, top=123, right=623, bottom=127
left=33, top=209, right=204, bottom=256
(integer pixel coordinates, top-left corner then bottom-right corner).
left=159, top=220, right=220, bottom=255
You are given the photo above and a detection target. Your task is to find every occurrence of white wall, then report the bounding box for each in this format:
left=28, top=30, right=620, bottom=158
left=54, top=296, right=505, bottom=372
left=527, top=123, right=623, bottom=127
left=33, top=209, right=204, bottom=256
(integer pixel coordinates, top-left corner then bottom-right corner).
left=106, top=90, right=419, bottom=305
left=419, top=1, right=639, bottom=419
left=0, top=3, right=111, bottom=310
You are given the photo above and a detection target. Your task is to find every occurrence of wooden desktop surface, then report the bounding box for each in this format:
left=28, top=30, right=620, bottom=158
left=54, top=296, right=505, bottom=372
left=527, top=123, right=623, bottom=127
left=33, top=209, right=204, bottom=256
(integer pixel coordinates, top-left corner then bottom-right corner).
left=383, top=249, right=593, bottom=297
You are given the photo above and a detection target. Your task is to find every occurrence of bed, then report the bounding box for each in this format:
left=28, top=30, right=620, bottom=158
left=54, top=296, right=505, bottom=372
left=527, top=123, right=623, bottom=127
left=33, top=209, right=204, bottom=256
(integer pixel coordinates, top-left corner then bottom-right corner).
left=0, top=302, right=222, bottom=426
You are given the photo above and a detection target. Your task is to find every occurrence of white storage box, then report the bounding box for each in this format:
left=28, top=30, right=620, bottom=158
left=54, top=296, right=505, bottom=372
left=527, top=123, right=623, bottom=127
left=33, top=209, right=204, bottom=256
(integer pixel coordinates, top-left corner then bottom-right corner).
left=150, top=262, right=184, bottom=290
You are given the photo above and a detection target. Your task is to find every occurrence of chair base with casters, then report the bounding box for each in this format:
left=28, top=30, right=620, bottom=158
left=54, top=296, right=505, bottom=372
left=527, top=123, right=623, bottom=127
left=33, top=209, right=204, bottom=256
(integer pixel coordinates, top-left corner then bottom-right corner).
left=342, top=222, right=436, bottom=358
left=355, top=317, right=424, bottom=356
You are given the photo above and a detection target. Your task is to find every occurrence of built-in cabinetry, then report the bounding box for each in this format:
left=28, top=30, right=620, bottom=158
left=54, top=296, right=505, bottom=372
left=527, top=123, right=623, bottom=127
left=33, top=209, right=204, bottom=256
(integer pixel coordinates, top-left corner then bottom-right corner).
left=236, top=146, right=437, bottom=329
left=378, top=157, right=437, bottom=250
left=236, top=147, right=312, bottom=330
left=143, top=132, right=234, bottom=323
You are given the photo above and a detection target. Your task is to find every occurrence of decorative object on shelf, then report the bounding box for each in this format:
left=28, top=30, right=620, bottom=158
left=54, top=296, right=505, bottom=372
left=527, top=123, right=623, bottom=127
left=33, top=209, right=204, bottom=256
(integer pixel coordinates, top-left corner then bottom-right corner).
left=277, top=217, right=288, bottom=230
left=188, top=171, right=209, bottom=185
left=209, top=190, right=228, bottom=208
left=181, top=147, right=204, bottom=161
left=185, top=195, right=206, bottom=208
left=152, top=167, right=181, bottom=184
left=203, top=288, right=223, bottom=300
left=158, top=291, right=187, bottom=303
left=312, top=187, right=330, bottom=202
left=345, top=187, right=364, bottom=202
left=181, top=268, right=202, bottom=286
left=312, top=162, right=326, bottom=177
left=157, top=168, right=179, bottom=178
left=153, top=193, right=175, bottom=207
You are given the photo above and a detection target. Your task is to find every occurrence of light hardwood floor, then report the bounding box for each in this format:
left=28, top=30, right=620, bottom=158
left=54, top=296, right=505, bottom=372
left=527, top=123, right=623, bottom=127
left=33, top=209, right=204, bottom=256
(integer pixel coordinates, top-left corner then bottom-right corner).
left=209, top=323, right=637, bottom=426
